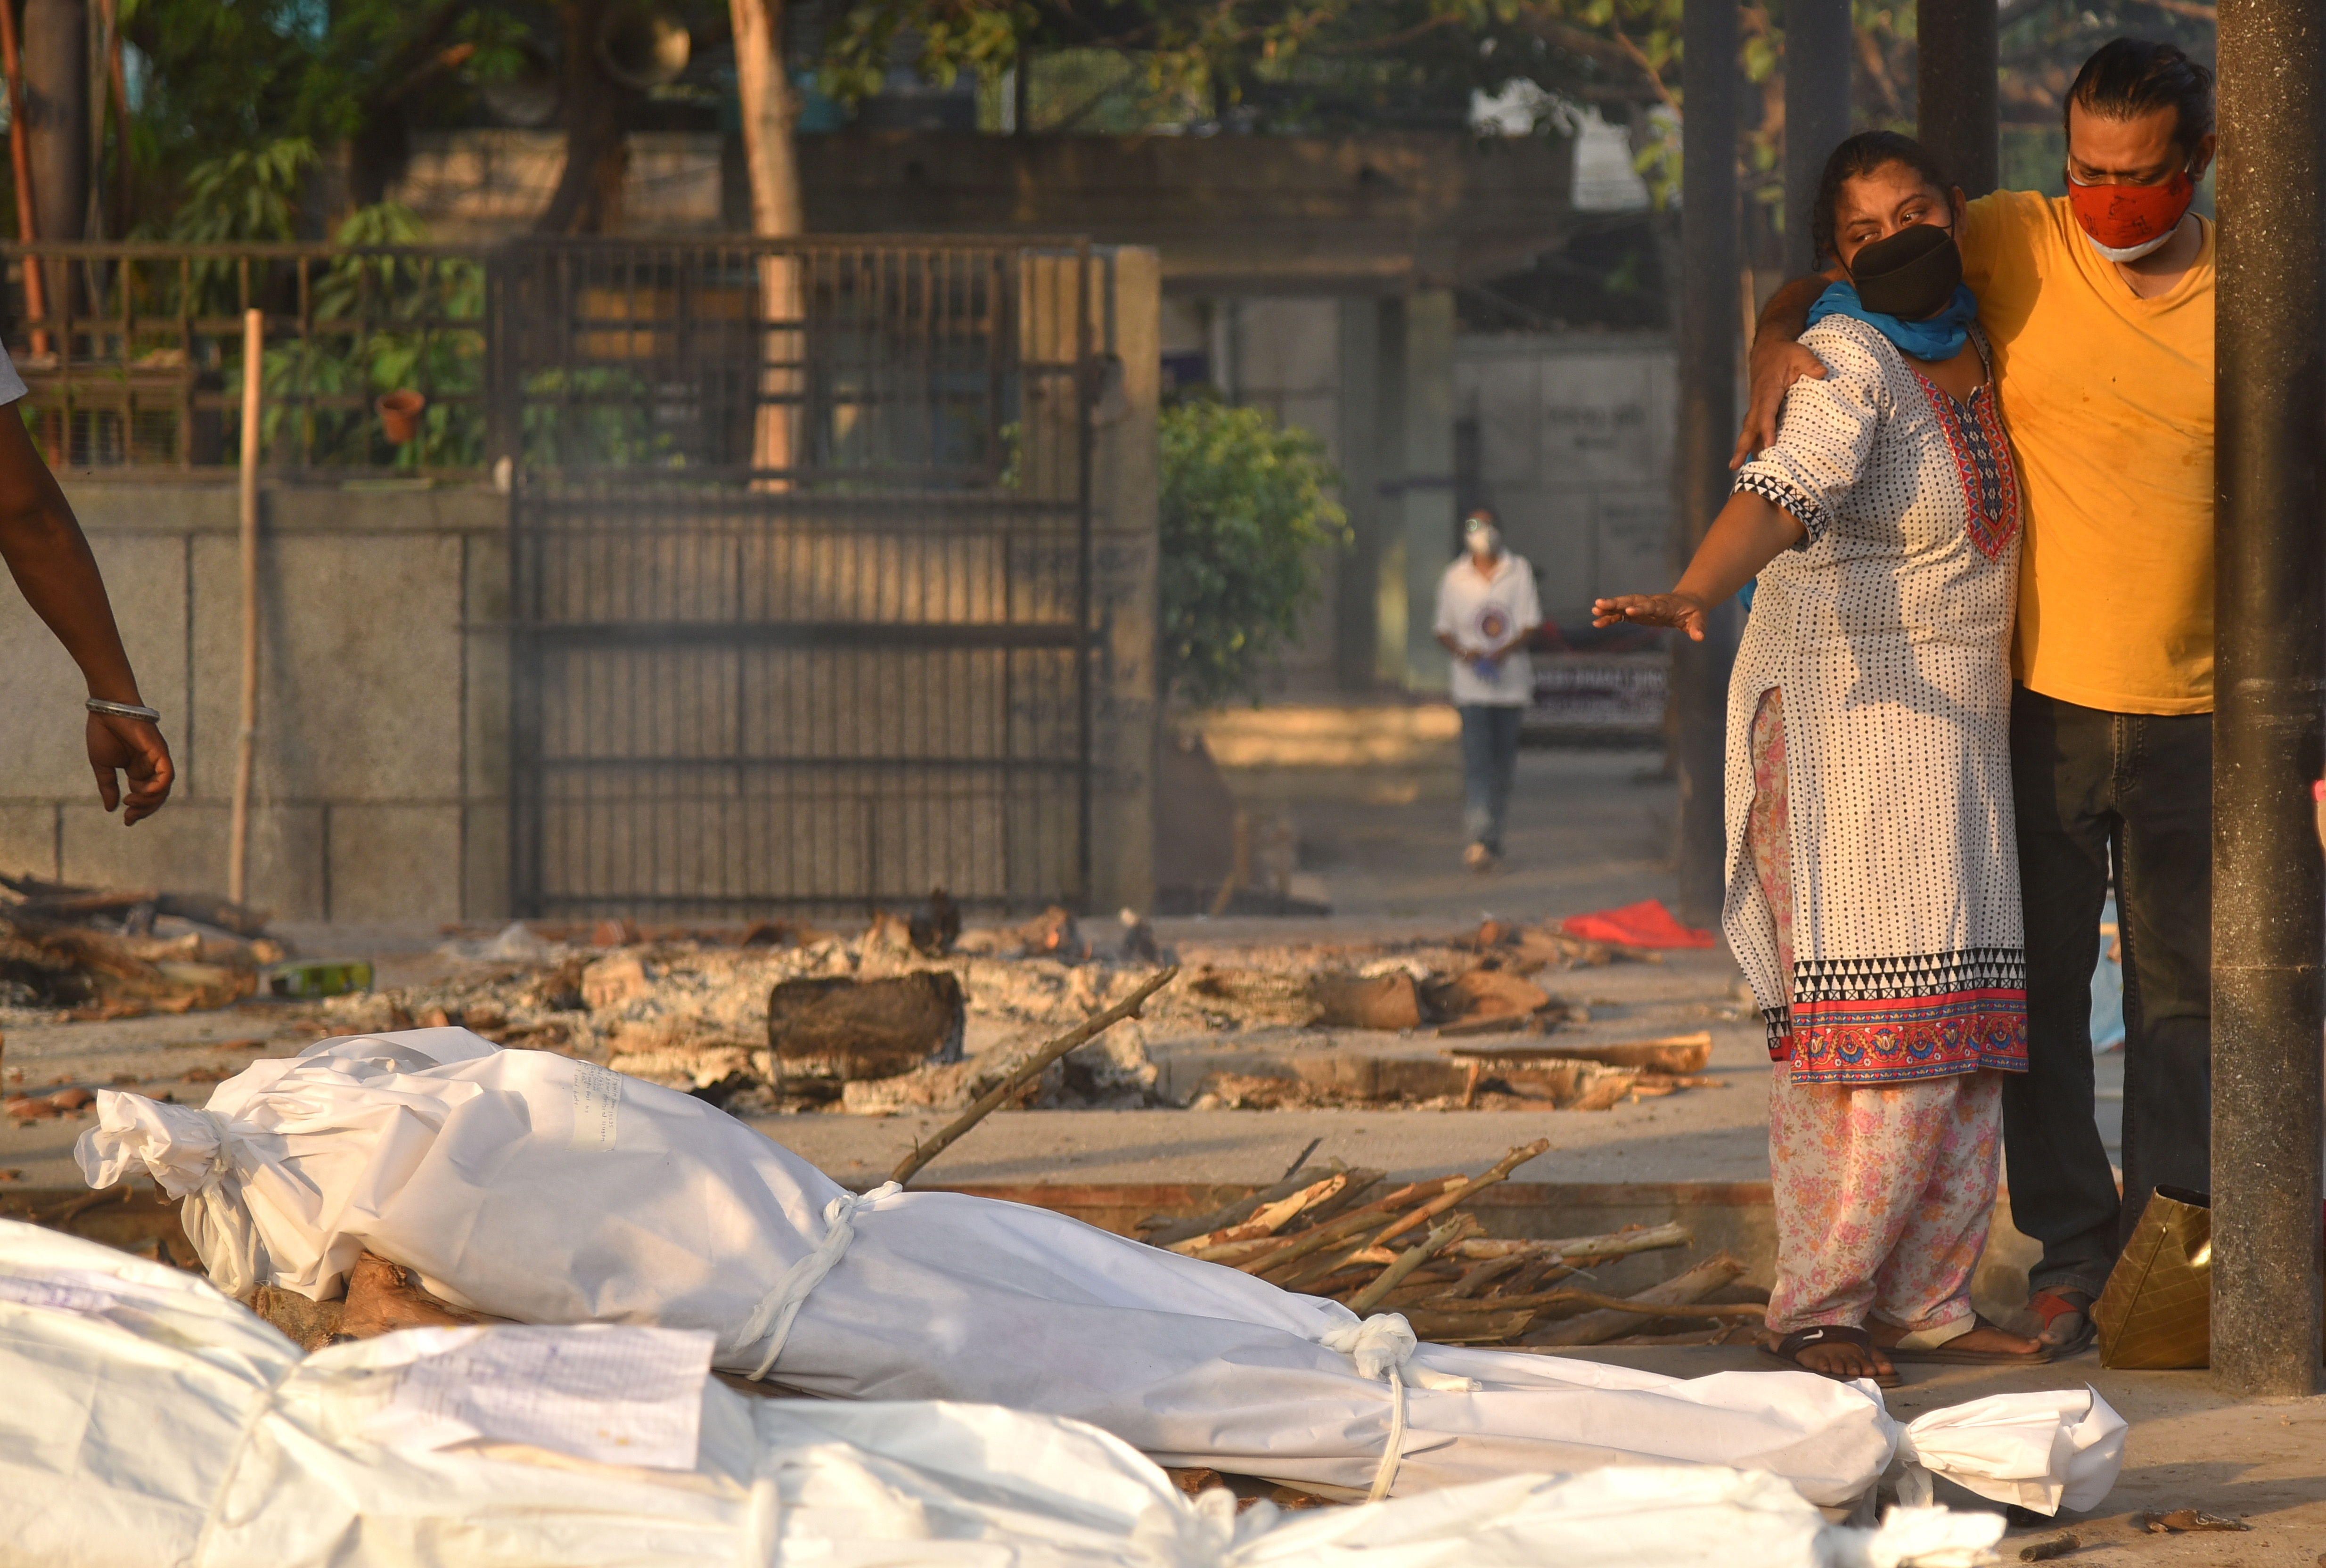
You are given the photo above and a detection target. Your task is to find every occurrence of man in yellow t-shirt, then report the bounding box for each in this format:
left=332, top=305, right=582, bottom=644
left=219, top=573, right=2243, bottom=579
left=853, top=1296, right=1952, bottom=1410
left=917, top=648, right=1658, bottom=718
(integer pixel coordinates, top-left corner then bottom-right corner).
left=1733, top=40, right=2217, bottom=1359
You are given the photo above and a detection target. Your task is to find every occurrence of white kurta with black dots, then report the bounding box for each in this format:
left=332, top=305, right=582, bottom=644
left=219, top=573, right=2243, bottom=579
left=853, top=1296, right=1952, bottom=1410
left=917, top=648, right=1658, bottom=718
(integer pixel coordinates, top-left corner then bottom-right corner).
left=1728, top=315, right=2028, bottom=1086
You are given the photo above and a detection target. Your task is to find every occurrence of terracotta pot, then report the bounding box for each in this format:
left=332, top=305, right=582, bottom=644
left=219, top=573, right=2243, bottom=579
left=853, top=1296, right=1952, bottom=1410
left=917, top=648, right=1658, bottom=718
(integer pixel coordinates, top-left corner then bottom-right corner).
left=376, top=389, right=427, bottom=445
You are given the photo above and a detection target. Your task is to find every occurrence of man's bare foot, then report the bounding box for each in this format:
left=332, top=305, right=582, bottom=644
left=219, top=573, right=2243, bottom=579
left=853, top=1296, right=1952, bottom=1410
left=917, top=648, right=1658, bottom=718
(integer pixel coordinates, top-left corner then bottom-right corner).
left=1873, top=1316, right=2048, bottom=1362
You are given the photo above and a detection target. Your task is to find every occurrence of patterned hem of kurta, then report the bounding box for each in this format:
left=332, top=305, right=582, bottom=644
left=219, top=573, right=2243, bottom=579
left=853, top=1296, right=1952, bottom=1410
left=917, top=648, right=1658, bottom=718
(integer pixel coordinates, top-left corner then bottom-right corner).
left=1727, top=316, right=2029, bottom=1088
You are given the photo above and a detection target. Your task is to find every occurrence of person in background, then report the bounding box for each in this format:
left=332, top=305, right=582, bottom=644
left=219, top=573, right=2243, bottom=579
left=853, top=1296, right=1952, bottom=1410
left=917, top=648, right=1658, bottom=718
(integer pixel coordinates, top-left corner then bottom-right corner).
left=1433, top=509, right=1540, bottom=872
left=1597, top=132, right=2046, bottom=1385
left=0, top=352, right=172, bottom=825
left=1733, top=39, right=2217, bottom=1360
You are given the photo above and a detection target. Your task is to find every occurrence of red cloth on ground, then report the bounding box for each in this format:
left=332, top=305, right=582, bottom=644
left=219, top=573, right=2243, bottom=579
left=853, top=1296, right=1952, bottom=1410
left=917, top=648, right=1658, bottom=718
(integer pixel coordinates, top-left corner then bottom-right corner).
left=1561, top=898, right=1715, bottom=949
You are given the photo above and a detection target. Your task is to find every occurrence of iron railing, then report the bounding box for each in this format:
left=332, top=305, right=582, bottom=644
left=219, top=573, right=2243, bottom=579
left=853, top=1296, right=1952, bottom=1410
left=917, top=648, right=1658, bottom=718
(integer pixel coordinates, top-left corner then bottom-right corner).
left=0, top=242, right=491, bottom=473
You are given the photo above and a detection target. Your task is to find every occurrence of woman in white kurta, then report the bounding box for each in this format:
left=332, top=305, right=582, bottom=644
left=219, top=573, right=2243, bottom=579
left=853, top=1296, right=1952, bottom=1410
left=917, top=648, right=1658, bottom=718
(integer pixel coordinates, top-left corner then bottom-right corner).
left=1595, top=131, right=2044, bottom=1386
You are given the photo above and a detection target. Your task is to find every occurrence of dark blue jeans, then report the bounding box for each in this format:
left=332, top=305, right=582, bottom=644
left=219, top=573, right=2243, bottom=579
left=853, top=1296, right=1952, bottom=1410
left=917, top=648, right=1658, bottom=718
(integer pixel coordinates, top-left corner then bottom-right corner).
left=1459, top=703, right=1524, bottom=854
left=2004, top=686, right=2213, bottom=1301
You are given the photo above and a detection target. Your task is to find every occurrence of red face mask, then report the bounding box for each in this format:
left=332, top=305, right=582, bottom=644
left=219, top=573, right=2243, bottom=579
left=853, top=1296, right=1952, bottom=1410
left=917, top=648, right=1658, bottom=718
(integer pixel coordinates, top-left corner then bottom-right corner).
left=2066, top=168, right=2195, bottom=260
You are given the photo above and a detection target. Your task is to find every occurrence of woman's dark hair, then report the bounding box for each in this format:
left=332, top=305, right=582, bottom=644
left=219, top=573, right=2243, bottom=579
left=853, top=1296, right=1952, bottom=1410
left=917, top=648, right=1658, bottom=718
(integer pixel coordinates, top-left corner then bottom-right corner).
left=2065, top=39, right=2216, bottom=152
left=1810, top=131, right=1955, bottom=267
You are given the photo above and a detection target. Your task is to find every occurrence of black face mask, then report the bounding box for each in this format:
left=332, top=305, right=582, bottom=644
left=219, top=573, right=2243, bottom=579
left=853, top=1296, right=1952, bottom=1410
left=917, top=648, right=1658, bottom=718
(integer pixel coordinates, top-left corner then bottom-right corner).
left=1847, top=222, right=1964, bottom=320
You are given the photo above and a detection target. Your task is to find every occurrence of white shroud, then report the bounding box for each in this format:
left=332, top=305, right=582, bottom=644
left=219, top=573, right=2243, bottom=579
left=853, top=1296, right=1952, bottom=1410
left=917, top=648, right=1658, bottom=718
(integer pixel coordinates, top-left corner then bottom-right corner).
left=76, top=1029, right=2113, bottom=1509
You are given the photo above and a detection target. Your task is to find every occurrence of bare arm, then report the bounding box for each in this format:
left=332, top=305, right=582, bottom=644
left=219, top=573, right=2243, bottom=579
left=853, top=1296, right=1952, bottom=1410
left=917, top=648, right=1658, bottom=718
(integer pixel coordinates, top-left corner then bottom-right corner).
left=0, top=412, right=174, bottom=823
left=1729, top=270, right=1844, bottom=469
left=1589, top=493, right=1805, bottom=641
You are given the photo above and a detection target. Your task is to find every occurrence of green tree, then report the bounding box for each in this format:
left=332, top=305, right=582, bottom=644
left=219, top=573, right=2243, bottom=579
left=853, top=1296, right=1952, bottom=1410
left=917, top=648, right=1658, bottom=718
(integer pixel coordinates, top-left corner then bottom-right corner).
left=1158, top=399, right=1349, bottom=706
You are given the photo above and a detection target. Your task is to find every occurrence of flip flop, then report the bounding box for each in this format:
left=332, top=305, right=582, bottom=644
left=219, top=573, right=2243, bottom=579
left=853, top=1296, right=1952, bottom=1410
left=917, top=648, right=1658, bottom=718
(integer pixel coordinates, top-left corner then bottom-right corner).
left=1881, top=1313, right=2053, bottom=1366
left=1763, top=1323, right=1903, bottom=1388
left=2029, top=1288, right=2097, bottom=1357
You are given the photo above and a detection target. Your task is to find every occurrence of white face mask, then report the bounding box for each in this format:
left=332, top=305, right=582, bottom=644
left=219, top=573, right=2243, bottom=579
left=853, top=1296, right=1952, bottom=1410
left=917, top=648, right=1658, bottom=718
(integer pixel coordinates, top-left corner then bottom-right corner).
left=2083, top=229, right=2176, bottom=264
left=1466, top=526, right=1501, bottom=557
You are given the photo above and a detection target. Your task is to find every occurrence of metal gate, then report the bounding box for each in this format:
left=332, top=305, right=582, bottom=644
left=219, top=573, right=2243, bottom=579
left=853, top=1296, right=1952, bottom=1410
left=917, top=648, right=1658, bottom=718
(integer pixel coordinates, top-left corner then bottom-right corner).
left=499, top=237, right=1096, bottom=918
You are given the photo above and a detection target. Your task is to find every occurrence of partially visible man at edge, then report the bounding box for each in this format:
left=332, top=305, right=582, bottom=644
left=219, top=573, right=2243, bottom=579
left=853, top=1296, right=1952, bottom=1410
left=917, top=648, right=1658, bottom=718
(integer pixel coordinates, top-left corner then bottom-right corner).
left=1729, top=38, right=2215, bottom=1358
left=0, top=348, right=174, bottom=827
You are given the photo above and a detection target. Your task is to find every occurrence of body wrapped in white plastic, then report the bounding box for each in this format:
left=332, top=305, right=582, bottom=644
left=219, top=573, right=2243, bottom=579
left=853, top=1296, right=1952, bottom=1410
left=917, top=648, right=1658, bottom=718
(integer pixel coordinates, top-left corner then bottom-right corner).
left=76, top=1029, right=2121, bottom=1512
left=0, top=1218, right=2035, bottom=1568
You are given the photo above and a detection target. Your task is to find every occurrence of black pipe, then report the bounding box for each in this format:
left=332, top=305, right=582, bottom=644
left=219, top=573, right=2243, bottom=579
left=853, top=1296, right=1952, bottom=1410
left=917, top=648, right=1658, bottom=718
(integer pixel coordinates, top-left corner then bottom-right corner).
left=1914, top=0, right=1998, bottom=197
left=1783, top=0, right=1854, bottom=276
left=1671, top=0, right=1740, bottom=925
left=2211, top=0, right=2326, bottom=1400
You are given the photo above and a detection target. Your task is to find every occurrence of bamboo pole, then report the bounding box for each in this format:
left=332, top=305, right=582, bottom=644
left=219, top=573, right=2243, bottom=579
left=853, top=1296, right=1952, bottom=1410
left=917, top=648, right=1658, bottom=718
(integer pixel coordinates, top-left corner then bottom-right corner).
left=0, top=0, right=47, bottom=356
left=228, top=308, right=261, bottom=906
left=891, top=966, right=1178, bottom=1185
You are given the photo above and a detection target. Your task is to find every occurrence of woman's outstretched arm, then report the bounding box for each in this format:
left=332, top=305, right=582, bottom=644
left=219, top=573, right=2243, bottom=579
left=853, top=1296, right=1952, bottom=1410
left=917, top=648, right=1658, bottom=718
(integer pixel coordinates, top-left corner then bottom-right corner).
left=1590, top=492, right=1805, bottom=641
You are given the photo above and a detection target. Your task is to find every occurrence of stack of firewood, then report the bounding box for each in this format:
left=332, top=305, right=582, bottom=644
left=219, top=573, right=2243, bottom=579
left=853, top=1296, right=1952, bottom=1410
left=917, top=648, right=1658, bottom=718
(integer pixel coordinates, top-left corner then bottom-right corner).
left=1137, top=1141, right=1766, bottom=1349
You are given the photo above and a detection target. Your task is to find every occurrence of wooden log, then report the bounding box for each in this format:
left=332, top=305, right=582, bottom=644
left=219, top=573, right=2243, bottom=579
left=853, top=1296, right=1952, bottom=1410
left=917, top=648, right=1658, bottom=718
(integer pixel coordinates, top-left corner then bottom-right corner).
left=1175, top=1172, right=1350, bottom=1256
left=1522, top=1253, right=1747, bottom=1347
left=1346, top=1214, right=1479, bottom=1315
left=1285, top=1139, right=1549, bottom=1289
left=1138, top=1161, right=1342, bottom=1247
left=1237, top=1176, right=1463, bottom=1276
left=1448, top=1222, right=1693, bottom=1263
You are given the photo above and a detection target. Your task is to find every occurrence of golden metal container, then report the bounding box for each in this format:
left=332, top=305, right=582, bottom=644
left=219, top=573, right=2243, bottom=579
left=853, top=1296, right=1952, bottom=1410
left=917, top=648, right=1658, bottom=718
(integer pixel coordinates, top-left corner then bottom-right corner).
left=2095, top=1184, right=2212, bottom=1369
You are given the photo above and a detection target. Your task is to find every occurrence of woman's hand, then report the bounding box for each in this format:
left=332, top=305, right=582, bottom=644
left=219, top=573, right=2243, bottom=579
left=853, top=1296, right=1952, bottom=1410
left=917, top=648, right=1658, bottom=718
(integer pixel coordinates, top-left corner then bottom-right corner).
left=1593, top=593, right=1712, bottom=640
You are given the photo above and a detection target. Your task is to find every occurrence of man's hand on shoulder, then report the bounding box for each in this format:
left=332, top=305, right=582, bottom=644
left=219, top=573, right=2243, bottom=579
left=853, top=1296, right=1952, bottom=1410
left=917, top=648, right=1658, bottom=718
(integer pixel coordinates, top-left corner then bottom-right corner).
left=1733, top=339, right=1829, bottom=470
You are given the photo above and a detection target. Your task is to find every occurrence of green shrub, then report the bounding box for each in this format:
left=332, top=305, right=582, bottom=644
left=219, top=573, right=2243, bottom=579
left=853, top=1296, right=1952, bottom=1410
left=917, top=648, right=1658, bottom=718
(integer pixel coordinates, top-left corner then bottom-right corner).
left=1159, top=398, right=1348, bottom=706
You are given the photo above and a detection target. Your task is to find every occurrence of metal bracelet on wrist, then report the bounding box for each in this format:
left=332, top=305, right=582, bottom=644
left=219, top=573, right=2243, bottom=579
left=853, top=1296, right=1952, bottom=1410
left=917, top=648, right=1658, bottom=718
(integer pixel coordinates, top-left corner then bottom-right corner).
left=86, top=698, right=161, bottom=724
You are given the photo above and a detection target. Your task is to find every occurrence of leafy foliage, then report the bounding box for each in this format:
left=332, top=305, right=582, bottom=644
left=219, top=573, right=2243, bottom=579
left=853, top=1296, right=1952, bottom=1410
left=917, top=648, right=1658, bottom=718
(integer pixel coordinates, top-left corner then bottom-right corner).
left=166, top=139, right=319, bottom=244
left=1158, top=398, right=1348, bottom=706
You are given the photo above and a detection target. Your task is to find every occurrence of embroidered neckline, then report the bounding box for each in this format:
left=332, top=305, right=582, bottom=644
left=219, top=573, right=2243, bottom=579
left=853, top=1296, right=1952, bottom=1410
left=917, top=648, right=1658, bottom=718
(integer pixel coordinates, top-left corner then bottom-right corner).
left=1913, top=373, right=2022, bottom=561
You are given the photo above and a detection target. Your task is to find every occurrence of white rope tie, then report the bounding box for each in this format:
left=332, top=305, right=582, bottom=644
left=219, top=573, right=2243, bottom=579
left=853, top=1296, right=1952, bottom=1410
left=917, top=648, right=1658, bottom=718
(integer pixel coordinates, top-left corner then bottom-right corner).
left=735, top=1181, right=899, bottom=1380
left=178, top=1110, right=267, bottom=1299
left=1320, top=1313, right=1476, bottom=1502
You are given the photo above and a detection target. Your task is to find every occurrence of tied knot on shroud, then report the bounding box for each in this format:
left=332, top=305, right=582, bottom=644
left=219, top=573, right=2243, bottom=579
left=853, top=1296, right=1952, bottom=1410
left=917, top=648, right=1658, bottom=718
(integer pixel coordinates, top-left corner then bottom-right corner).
left=733, top=1180, right=902, bottom=1380
left=75, top=1091, right=270, bottom=1298
left=1319, top=1312, right=1478, bottom=1502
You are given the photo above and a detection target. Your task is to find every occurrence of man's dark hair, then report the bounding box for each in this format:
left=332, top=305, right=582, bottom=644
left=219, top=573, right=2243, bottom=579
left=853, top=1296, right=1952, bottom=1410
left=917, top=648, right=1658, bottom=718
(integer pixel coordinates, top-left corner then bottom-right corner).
left=1810, top=131, right=1954, bottom=267
left=2065, top=39, right=2216, bottom=152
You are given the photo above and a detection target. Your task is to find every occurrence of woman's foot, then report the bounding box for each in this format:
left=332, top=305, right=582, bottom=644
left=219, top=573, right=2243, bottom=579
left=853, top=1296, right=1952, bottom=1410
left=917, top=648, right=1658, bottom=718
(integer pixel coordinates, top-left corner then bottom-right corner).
left=1767, top=1323, right=1900, bottom=1386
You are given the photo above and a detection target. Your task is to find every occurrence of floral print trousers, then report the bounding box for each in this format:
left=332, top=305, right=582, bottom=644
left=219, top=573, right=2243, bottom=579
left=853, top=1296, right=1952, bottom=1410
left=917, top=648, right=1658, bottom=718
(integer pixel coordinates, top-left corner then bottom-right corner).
left=1749, top=687, right=2003, bottom=1340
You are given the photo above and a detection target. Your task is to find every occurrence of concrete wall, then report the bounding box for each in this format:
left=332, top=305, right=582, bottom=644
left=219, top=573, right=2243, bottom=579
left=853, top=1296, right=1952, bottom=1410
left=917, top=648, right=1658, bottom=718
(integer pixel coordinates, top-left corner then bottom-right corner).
left=0, top=482, right=509, bottom=923
left=1160, top=306, right=1676, bottom=698
left=1455, top=332, right=1679, bottom=626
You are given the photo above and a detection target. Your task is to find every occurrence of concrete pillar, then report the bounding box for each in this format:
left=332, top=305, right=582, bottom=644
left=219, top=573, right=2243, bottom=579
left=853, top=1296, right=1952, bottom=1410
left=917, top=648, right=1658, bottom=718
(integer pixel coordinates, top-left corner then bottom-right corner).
left=1335, top=298, right=1386, bottom=692
left=1398, top=286, right=1457, bottom=692
left=1374, top=295, right=1410, bottom=686
left=1783, top=0, right=1853, bottom=274
left=1672, top=0, right=1742, bottom=925
left=22, top=0, right=86, bottom=246
left=1915, top=0, right=1998, bottom=197
left=2210, top=0, right=2326, bottom=1400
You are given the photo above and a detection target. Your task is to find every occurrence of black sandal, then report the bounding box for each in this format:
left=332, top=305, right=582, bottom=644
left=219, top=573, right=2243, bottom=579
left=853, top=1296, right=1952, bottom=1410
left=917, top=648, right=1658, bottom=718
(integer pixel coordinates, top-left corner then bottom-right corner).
left=1764, top=1323, right=1904, bottom=1388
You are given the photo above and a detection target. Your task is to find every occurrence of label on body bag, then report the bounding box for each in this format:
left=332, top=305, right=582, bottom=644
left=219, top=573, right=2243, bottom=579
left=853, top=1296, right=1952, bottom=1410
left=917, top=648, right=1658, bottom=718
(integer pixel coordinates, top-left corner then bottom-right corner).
left=361, top=1324, right=715, bottom=1470
left=570, top=1062, right=622, bottom=1151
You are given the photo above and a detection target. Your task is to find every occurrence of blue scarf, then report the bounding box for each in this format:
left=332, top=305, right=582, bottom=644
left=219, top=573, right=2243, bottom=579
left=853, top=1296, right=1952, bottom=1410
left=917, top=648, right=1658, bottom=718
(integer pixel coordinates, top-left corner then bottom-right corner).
left=1806, top=281, right=1978, bottom=362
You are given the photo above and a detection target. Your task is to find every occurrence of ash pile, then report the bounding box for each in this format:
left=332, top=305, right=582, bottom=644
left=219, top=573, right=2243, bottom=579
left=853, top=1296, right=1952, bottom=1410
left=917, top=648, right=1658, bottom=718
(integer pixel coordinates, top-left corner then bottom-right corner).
left=344, top=898, right=1723, bottom=1117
